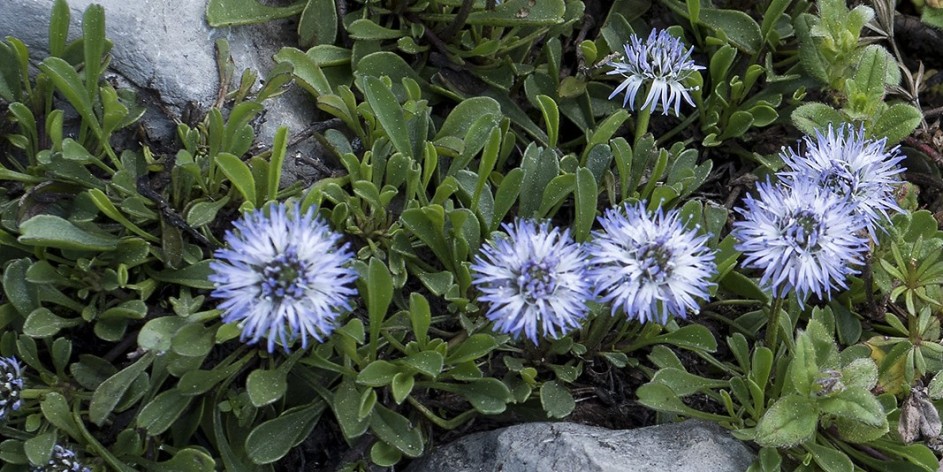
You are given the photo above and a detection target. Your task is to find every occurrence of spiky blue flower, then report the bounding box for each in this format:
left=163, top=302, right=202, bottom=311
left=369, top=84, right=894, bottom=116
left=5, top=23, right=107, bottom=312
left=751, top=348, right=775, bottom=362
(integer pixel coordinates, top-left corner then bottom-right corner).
left=0, top=356, right=24, bottom=422
left=470, top=220, right=593, bottom=344
left=587, top=202, right=716, bottom=324
left=732, top=178, right=869, bottom=302
left=31, top=444, right=91, bottom=472
left=210, top=203, right=358, bottom=353
left=607, top=29, right=704, bottom=116
left=780, top=124, right=905, bottom=237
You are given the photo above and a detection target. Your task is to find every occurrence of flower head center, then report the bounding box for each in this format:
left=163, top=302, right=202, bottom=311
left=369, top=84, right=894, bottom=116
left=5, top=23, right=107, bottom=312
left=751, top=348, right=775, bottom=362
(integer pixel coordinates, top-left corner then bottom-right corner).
left=637, top=241, right=674, bottom=283
left=517, top=259, right=557, bottom=304
left=783, top=210, right=822, bottom=249
left=820, top=162, right=857, bottom=197
left=260, top=248, right=308, bottom=301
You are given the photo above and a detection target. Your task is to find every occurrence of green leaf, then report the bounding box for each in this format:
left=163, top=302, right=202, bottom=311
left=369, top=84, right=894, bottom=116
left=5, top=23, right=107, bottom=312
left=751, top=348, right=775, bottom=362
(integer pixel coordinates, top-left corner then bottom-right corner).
left=370, top=403, right=424, bottom=457
left=268, top=127, right=289, bottom=201
left=391, top=372, right=415, bottom=404
left=818, top=387, right=886, bottom=428
left=872, top=103, right=921, bottom=146
left=274, top=47, right=332, bottom=97
left=699, top=8, right=762, bottom=55
left=402, top=351, right=444, bottom=377
left=24, top=432, right=55, bottom=466
left=754, top=394, right=818, bottom=447
left=87, top=189, right=160, bottom=242
left=573, top=167, right=597, bottom=243
left=447, top=333, right=498, bottom=364
left=540, top=380, right=575, bottom=418
left=206, top=0, right=305, bottom=26
left=82, top=4, right=106, bottom=106
left=464, top=0, right=565, bottom=26
left=89, top=352, right=155, bottom=425
left=23, top=308, right=81, bottom=338
left=363, top=75, right=413, bottom=159
left=358, top=360, right=399, bottom=387
left=650, top=367, right=730, bottom=396
left=804, top=442, right=854, bottom=472
left=18, top=215, right=118, bottom=251
left=298, top=0, right=337, bottom=48
left=364, top=257, right=393, bottom=358
left=536, top=95, right=560, bottom=148
left=38, top=57, right=102, bottom=137
left=40, top=392, right=82, bottom=439
left=153, top=449, right=216, bottom=472
left=150, top=261, right=216, bottom=289
left=636, top=383, right=731, bottom=421
left=247, top=369, right=288, bottom=407
left=137, top=389, right=192, bottom=436
left=409, top=293, right=431, bottom=346
left=48, top=0, right=70, bottom=57
left=245, top=402, right=325, bottom=464
left=519, top=145, right=560, bottom=217
left=215, top=153, right=257, bottom=207
left=653, top=324, right=718, bottom=352
left=334, top=381, right=370, bottom=438
left=791, top=103, right=844, bottom=136
left=348, top=19, right=403, bottom=40
left=3, top=259, right=39, bottom=316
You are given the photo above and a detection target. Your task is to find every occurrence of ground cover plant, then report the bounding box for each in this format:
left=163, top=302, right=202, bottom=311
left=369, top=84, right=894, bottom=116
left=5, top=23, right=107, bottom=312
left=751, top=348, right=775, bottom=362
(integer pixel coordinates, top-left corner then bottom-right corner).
left=4, top=0, right=943, bottom=470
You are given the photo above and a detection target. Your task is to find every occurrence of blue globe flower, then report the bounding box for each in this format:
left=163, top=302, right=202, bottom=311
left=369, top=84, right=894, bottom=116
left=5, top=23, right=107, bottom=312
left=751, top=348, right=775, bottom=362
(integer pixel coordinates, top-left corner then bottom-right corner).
left=587, top=202, right=716, bottom=324
left=471, top=220, right=593, bottom=344
left=31, top=444, right=91, bottom=472
left=210, top=203, right=358, bottom=353
left=780, top=124, right=905, bottom=237
left=607, top=29, right=704, bottom=116
left=0, top=356, right=24, bottom=422
left=732, top=178, right=869, bottom=302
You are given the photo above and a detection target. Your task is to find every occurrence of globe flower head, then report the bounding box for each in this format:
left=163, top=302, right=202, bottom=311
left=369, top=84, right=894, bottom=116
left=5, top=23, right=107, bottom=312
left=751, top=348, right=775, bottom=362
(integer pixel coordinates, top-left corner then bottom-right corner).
left=732, top=178, right=869, bottom=302
left=31, top=444, right=91, bottom=472
left=780, top=124, right=905, bottom=237
left=470, top=219, right=593, bottom=344
left=587, top=202, right=717, bottom=324
left=210, top=203, right=358, bottom=353
left=0, top=356, right=24, bottom=421
left=607, top=29, right=704, bottom=116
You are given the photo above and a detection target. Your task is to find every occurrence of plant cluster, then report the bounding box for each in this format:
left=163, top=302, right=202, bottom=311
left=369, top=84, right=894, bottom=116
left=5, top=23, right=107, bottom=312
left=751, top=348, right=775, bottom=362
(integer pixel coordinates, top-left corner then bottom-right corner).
left=3, top=0, right=943, bottom=471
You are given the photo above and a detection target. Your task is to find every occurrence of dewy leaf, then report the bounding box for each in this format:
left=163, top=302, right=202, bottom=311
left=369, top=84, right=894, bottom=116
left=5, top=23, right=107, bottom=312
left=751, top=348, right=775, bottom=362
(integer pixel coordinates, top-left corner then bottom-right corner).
left=541, top=380, right=575, bottom=418
left=818, top=387, right=887, bottom=428
left=3, top=258, right=39, bottom=316
left=215, top=152, right=258, bottom=207
left=370, top=404, right=424, bottom=457
left=89, top=352, right=155, bottom=425
left=754, top=394, right=818, bottom=447
left=247, top=369, right=289, bottom=407
left=245, top=401, right=325, bottom=464
left=298, top=0, right=337, bottom=48
left=872, top=103, right=921, bottom=147
left=465, top=0, right=565, bottom=26
left=136, top=389, right=193, bottom=436
left=18, top=214, right=119, bottom=251
left=207, top=0, right=306, bottom=27
left=573, top=167, right=597, bottom=243
left=363, top=75, right=413, bottom=159
left=38, top=57, right=103, bottom=137
left=699, top=8, right=762, bottom=55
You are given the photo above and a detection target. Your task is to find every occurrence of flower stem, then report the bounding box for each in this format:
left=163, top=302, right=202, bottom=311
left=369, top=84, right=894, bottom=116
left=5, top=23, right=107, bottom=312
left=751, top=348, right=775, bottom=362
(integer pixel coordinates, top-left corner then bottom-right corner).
left=634, top=105, right=652, bottom=146
left=765, top=297, right=786, bottom=349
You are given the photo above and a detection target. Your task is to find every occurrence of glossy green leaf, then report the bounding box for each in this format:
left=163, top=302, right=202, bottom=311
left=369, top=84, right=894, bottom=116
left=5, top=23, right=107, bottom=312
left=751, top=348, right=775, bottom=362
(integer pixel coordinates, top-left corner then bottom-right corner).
left=245, top=402, right=325, bottom=464
left=363, top=75, right=413, bottom=159
left=573, top=167, right=597, bottom=243
left=215, top=152, right=257, bottom=207
left=369, top=404, right=424, bottom=457
left=89, top=352, right=155, bottom=425
left=18, top=215, right=118, bottom=251
left=754, top=394, right=818, bottom=447
left=540, top=380, right=575, bottom=418
left=137, top=389, right=192, bottom=436
left=298, top=0, right=337, bottom=47
left=206, top=0, right=305, bottom=26
left=247, top=369, right=288, bottom=407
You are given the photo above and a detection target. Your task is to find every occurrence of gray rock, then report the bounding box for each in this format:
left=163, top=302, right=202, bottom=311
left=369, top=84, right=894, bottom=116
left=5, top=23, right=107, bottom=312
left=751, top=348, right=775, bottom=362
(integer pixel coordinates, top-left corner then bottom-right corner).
left=406, top=420, right=756, bottom=472
left=1, top=0, right=324, bottom=183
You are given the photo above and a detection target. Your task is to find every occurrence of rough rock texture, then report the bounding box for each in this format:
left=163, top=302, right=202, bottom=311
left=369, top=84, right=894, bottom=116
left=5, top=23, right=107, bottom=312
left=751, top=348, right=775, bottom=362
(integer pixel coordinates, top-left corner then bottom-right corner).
left=1, top=0, right=324, bottom=184
left=405, top=420, right=756, bottom=472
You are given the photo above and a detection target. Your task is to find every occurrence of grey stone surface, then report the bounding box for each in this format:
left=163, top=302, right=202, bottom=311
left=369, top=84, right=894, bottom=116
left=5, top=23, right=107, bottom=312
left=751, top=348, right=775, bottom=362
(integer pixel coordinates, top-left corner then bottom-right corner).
left=405, top=420, right=756, bottom=472
left=1, top=0, right=322, bottom=183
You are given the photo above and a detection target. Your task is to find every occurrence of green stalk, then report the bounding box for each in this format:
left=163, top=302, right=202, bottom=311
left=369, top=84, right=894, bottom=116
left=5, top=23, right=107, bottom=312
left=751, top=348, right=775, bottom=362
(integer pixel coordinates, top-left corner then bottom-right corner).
left=765, top=297, right=786, bottom=349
